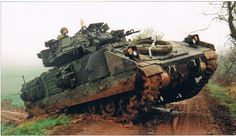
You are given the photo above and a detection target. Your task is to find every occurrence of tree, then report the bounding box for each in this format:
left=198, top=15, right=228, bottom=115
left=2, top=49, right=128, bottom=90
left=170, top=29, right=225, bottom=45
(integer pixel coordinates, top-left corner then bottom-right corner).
left=201, top=2, right=235, bottom=42
left=216, top=45, right=236, bottom=85
left=204, top=2, right=236, bottom=85
left=132, top=27, right=163, bottom=41
left=218, top=2, right=236, bottom=41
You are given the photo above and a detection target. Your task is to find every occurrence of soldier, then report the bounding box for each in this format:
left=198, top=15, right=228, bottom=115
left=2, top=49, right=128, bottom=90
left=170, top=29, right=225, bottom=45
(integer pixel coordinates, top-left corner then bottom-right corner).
left=57, top=27, right=69, bottom=40
left=184, top=34, right=199, bottom=48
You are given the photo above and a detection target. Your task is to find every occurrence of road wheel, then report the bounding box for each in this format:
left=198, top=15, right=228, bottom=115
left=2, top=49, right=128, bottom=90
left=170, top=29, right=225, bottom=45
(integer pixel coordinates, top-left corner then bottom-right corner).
left=119, top=96, right=138, bottom=117
left=83, top=104, right=97, bottom=115
left=100, top=100, right=116, bottom=117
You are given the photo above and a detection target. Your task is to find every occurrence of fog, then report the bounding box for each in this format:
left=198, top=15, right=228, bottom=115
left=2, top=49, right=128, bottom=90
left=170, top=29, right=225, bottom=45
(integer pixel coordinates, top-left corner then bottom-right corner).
left=1, top=2, right=229, bottom=66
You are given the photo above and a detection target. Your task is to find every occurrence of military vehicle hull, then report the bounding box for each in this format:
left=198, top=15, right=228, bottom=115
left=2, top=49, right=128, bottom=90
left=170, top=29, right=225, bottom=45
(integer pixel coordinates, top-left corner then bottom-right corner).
left=21, top=39, right=217, bottom=120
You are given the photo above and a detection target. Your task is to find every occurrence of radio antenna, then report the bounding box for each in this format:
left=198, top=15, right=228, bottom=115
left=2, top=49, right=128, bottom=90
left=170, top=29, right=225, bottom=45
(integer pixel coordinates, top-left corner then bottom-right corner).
left=22, top=75, right=26, bottom=84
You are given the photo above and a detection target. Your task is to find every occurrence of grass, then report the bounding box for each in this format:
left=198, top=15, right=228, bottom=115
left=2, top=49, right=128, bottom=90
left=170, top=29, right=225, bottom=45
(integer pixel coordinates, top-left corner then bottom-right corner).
left=2, top=114, right=71, bottom=135
left=207, top=81, right=236, bottom=119
left=1, top=93, right=25, bottom=109
left=1, top=65, right=47, bottom=109
left=1, top=122, right=16, bottom=134
left=1, top=66, right=71, bottom=135
left=1, top=65, right=47, bottom=95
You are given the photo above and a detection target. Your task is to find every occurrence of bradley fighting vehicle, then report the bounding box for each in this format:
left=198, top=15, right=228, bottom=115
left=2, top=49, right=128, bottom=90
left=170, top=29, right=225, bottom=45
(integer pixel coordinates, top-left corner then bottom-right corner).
left=20, top=22, right=217, bottom=119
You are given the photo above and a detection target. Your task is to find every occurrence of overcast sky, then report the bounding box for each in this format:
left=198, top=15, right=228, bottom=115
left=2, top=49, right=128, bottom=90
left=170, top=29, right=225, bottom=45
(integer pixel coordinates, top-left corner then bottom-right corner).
left=1, top=2, right=229, bottom=66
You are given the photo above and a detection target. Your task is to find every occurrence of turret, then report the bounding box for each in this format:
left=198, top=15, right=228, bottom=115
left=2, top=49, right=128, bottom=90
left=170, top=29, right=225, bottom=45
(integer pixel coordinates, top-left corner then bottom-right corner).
left=37, top=22, right=139, bottom=67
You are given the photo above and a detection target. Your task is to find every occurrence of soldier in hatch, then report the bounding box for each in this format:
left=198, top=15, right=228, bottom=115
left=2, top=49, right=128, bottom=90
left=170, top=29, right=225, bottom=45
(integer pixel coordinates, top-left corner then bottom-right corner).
left=57, top=27, right=69, bottom=40
left=184, top=34, right=199, bottom=48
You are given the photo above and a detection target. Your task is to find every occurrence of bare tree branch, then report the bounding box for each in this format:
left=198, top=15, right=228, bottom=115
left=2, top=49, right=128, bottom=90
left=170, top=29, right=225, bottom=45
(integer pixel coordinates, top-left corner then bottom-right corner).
left=188, top=17, right=217, bottom=34
left=227, top=2, right=236, bottom=40
left=202, top=12, right=219, bottom=16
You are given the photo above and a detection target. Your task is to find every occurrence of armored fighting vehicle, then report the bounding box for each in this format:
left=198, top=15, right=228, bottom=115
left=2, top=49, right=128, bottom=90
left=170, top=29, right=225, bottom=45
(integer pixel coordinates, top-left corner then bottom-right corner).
left=20, top=22, right=217, bottom=120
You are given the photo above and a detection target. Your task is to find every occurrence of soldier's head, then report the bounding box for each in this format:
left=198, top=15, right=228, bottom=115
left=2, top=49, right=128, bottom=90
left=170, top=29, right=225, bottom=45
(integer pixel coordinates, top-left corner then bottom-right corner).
left=193, top=35, right=198, bottom=41
left=60, top=27, right=68, bottom=35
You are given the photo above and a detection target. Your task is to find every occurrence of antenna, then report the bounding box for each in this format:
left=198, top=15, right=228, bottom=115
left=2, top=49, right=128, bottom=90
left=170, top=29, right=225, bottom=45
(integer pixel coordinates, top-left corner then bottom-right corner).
left=22, top=75, right=26, bottom=84
left=151, top=35, right=156, bottom=47
left=80, top=19, right=86, bottom=28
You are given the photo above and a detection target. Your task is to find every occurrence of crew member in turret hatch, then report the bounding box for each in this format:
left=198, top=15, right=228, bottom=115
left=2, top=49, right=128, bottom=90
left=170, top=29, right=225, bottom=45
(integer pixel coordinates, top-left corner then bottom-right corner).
left=57, top=27, right=69, bottom=40
left=184, top=34, right=200, bottom=48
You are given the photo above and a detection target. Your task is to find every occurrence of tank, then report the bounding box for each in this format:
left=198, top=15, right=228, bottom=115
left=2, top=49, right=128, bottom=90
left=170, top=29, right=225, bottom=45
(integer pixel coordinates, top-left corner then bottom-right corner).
left=20, top=22, right=217, bottom=120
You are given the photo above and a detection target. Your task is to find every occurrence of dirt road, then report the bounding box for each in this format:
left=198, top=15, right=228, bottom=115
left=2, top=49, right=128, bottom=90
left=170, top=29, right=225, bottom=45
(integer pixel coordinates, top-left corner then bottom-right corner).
left=1, top=110, right=28, bottom=124
left=154, top=92, right=221, bottom=135
left=53, top=90, right=223, bottom=135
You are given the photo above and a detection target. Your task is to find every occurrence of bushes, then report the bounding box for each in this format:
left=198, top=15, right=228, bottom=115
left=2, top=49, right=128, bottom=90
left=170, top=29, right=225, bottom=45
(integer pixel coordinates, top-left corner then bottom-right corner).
left=214, top=44, right=236, bottom=86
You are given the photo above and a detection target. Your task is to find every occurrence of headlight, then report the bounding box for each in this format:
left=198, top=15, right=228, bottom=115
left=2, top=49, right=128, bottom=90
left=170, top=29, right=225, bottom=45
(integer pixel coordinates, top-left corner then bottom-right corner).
left=133, top=50, right=138, bottom=56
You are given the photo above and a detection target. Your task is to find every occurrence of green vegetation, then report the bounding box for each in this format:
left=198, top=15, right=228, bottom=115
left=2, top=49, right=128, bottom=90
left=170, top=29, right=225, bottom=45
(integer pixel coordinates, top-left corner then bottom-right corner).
left=1, top=65, right=70, bottom=135
left=2, top=115, right=71, bottom=135
left=1, top=93, right=25, bottom=109
left=1, top=122, right=16, bottom=134
left=207, top=81, right=236, bottom=119
left=1, top=65, right=47, bottom=109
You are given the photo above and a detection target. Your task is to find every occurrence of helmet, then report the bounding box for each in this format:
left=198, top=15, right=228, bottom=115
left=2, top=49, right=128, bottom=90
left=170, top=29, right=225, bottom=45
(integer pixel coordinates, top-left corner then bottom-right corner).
left=60, top=27, right=68, bottom=35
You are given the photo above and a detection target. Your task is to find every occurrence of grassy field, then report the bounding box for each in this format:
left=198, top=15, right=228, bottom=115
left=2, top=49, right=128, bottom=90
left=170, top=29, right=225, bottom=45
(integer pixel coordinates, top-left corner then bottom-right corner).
left=1, top=65, right=47, bottom=95
left=1, top=65, right=48, bottom=109
left=2, top=114, right=71, bottom=135
left=1, top=65, right=72, bottom=135
left=207, top=81, right=236, bottom=119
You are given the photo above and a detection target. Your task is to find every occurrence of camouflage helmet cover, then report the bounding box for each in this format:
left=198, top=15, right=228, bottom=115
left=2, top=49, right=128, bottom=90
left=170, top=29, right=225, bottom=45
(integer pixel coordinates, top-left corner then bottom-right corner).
left=60, top=27, right=68, bottom=34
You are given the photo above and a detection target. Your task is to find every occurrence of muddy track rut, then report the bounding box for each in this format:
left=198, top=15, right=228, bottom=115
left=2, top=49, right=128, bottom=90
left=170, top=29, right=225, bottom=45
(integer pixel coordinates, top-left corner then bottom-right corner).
left=153, top=91, right=221, bottom=135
